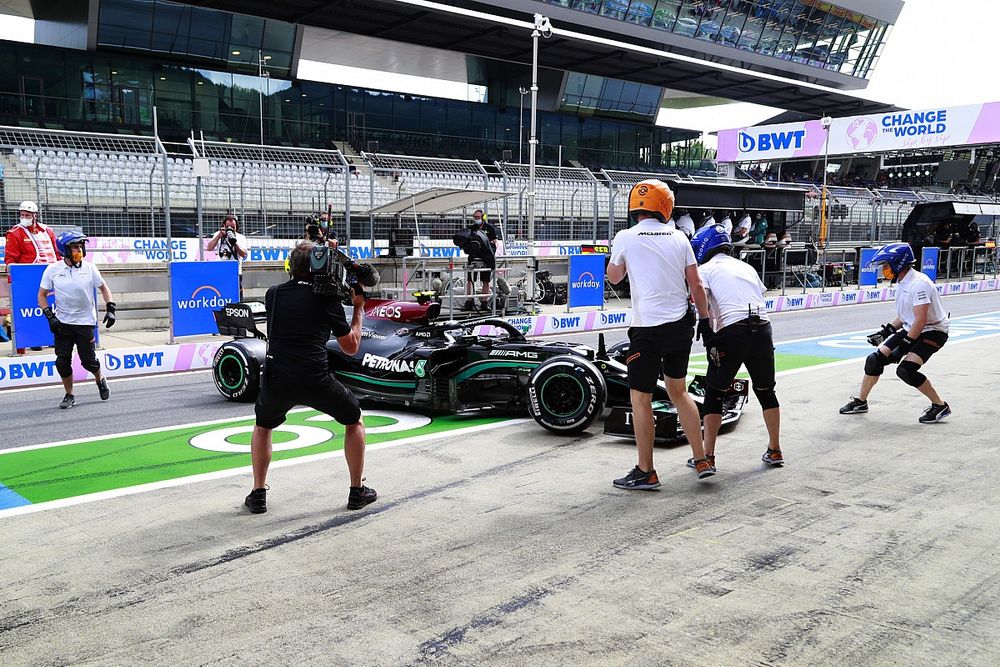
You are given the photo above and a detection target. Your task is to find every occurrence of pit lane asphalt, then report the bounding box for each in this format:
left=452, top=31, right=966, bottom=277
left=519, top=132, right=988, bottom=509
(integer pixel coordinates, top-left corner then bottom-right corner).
left=2, top=292, right=999, bottom=665
left=2, top=290, right=998, bottom=450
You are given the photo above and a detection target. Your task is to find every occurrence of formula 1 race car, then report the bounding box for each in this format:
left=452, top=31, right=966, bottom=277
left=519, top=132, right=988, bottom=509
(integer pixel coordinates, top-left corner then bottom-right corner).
left=211, top=298, right=747, bottom=441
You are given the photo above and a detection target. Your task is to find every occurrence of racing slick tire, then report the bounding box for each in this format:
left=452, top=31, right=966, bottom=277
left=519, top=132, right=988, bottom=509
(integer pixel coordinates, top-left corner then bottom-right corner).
left=213, top=341, right=262, bottom=402
left=528, top=356, right=607, bottom=434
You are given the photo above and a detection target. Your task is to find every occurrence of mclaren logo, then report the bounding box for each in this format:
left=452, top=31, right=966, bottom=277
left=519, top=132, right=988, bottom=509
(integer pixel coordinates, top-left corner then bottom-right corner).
left=489, top=350, right=539, bottom=359
left=362, top=353, right=415, bottom=373
left=636, top=184, right=649, bottom=196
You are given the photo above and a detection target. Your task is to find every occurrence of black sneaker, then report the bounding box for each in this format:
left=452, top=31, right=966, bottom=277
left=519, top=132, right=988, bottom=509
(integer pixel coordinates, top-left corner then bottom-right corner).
left=919, top=402, right=951, bottom=424
left=97, top=378, right=110, bottom=401
left=59, top=394, right=75, bottom=409
left=839, top=396, right=868, bottom=414
left=347, top=484, right=378, bottom=510
left=244, top=487, right=267, bottom=514
left=613, top=465, right=661, bottom=490
left=460, top=300, right=478, bottom=312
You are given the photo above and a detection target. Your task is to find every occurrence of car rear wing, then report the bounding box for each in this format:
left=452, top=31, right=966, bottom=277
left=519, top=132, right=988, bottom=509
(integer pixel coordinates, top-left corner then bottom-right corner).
left=213, top=302, right=267, bottom=340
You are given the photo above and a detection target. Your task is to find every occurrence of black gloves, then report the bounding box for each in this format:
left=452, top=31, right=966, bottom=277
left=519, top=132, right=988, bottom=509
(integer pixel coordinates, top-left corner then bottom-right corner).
left=42, top=306, right=61, bottom=335
left=103, top=302, right=117, bottom=329
left=867, top=322, right=896, bottom=347
left=888, top=336, right=915, bottom=363
left=696, top=318, right=715, bottom=345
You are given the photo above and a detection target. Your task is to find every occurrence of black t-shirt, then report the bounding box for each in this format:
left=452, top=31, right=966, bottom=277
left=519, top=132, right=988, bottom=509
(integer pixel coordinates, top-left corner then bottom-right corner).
left=469, top=220, right=499, bottom=243
left=265, top=279, right=351, bottom=381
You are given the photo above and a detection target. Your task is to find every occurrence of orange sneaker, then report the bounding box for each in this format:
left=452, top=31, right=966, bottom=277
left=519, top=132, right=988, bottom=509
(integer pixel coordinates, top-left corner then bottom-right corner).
left=762, top=448, right=784, bottom=467
left=692, top=458, right=715, bottom=479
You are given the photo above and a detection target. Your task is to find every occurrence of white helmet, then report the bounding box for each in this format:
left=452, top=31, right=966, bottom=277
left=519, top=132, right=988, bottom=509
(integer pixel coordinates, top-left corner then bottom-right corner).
left=18, top=201, right=38, bottom=214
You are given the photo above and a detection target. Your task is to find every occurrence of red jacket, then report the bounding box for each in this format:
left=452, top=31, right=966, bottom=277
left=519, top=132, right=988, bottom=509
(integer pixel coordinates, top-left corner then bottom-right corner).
left=4, top=225, right=62, bottom=282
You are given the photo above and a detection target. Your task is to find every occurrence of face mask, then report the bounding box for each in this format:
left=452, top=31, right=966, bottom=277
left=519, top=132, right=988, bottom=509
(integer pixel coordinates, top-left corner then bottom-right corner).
left=71, top=248, right=84, bottom=264
left=19, top=217, right=33, bottom=227
left=882, top=265, right=895, bottom=281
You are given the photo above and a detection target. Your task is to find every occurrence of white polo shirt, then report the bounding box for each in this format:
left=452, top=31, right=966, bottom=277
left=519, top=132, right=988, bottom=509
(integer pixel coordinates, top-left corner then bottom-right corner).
left=699, top=254, right=768, bottom=329
left=40, top=260, right=105, bottom=326
left=719, top=216, right=733, bottom=235
left=610, top=218, right=695, bottom=327
left=736, top=214, right=752, bottom=237
left=675, top=213, right=695, bottom=238
left=896, top=268, right=949, bottom=334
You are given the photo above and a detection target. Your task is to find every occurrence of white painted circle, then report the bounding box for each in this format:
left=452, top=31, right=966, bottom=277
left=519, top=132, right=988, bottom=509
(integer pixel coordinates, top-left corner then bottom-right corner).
left=306, top=410, right=431, bottom=433
left=189, top=425, right=332, bottom=453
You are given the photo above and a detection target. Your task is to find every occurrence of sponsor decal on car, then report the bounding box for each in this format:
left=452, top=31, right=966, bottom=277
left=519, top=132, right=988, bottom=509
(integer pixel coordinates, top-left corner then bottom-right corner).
left=362, top=353, right=416, bottom=374
left=489, top=350, right=540, bottom=359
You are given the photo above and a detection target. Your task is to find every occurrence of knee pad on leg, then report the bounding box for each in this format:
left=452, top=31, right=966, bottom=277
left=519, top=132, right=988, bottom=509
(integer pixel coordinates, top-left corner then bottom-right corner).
left=753, top=385, right=780, bottom=410
left=896, top=360, right=926, bottom=388
left=864, top=351, right=889, bottom=377
left=703, top=386, right=727, bottom=415
left=81, top=358, right=101, bottom=374
left=55, top=354, right=73, bottom=378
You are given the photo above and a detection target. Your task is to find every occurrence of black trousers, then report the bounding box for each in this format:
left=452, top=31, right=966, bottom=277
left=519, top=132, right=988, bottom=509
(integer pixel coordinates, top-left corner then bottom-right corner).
left=705, top=319, right=775, bottom=392
left=54, top=323, right=100, bottom=377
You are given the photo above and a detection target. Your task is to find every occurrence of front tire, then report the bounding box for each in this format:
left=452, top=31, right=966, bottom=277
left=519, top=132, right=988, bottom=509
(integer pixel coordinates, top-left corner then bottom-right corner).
left=527, top=356, right=607, bottom=434
left=213, top=342, right=261, bottom=402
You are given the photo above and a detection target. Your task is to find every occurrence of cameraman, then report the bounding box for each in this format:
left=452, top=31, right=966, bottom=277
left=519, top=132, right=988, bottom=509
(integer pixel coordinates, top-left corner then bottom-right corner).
left=303, top=213, right=340, bottom=248
left=244, top=241, right=376, bottom=514
left=462, top=209, right=498, bottom=311
left=206, top=215, right=248, bottom=299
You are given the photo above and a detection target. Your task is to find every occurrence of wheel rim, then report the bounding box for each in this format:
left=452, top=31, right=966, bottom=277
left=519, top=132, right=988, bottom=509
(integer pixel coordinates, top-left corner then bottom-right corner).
left=217, top=354, right=245, bottom=391
left=540, top=373, right=585, bottom=418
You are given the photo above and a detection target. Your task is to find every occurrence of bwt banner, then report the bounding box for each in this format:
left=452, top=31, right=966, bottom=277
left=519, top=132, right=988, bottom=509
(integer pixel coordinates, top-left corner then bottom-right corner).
left=567, top=254, right=605, bottom=308
left=718, top=101, right=1000, bottom=161
left=170, top=261, right=239, bottom=337
left=921, top=247, right=940, bottom=281
left=0, top=341, right=221, bottom=389
left=859, top=248, right=879, bottom=287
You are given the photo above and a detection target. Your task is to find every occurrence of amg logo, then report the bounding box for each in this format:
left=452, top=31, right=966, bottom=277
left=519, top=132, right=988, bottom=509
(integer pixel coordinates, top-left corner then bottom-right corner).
left=489, top=350, right=539, bottom=359
left=362, top=353, right=414, bottom=373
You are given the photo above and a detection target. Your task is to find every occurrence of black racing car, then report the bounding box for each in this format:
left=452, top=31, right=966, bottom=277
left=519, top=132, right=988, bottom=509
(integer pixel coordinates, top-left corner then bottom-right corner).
left=211, top=299, right=747, bottom=440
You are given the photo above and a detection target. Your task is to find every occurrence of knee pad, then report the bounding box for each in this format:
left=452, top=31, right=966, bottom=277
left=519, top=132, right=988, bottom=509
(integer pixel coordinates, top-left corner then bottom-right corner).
left=81, top=357, right=101, bottom=374
left=703, top=386, right=727, bottom=415
left=864, top=351, right=889, bottom=377
left=896, top=360, right=926, bottom=388
left=753, top=385, right=780, bottom=410
left=55, top=354, right=73, bottom=378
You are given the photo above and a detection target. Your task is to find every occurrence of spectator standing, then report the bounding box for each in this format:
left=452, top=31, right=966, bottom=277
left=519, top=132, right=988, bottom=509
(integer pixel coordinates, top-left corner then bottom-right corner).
left=4, top=201, right=61, bottom=353
left=206, top=215, right=248, bottom=299
left=38, top=232, right=116, bottom=409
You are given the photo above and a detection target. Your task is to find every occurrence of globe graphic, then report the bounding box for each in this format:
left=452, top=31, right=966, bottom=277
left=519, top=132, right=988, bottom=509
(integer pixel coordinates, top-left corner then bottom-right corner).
left=846, top=118, right=878, bottom=149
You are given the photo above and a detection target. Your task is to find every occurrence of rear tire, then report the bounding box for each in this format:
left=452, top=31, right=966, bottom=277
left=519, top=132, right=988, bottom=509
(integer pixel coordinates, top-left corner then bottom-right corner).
left=213, top=342, right=261, bottom=402
left=528, top=356, right=607, bottom=434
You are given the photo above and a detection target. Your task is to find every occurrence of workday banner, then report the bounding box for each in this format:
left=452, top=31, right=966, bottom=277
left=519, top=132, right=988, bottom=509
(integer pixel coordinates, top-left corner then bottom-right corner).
left=921, top=247, right=940, bottom=281
left=170, top=261, right=239, bottom=337
left=567, top=254, right=605, bottom=308
left=718, top=101, right=1000, bottom=162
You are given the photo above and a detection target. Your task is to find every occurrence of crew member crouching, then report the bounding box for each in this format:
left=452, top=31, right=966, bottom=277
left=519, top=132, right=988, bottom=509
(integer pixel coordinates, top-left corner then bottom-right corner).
left=691, top=224, right=784, bottom=470
left=839, top=243, right=951, bottom=422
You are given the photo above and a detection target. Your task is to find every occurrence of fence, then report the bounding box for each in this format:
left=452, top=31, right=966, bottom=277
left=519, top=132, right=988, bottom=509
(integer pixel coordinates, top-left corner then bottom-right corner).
left=2, top=125, right=999, bottom=244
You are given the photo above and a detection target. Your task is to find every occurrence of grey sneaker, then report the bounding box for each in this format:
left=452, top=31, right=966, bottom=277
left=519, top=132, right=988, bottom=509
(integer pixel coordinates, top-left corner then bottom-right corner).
left=613, top=465, right=661, bottom=490
left=59, top=393, right=75, bottom=409
left=97, top=378, right=110, bottom=401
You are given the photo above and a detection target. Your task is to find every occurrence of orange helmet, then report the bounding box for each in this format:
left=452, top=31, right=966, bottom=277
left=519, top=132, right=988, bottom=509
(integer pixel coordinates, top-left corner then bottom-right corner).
left=628, top=179, right=675, bottom=224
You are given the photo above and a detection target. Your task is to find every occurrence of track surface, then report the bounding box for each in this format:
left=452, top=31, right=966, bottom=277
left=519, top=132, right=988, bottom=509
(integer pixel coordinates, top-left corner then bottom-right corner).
left=2, top=292, right=999, bottom=665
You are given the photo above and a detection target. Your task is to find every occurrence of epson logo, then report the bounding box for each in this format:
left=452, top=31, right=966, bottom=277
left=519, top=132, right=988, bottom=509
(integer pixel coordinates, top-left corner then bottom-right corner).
left=224, top=306, right=249, bottom=318
left=361, top=353, right=414, bottom=374
left=489, top=350, right=539, bottom=359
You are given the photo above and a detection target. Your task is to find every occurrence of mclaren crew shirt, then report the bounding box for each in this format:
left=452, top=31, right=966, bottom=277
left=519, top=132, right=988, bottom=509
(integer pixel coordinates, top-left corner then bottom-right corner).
left=896, top=269, right=949, bottom=334
left=40, top=260, right=106, bottom=326
left=675, top=213, right=695, bottom=238
left=610, top=217, right=696, bottom=327
left=698, top=253, right=768, bottom=329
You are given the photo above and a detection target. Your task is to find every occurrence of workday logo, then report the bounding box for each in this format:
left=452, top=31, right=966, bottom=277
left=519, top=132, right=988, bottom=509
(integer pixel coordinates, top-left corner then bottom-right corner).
left=177, top=285, right=227, bottom=311
left=571, top=271, right=601, bottom=290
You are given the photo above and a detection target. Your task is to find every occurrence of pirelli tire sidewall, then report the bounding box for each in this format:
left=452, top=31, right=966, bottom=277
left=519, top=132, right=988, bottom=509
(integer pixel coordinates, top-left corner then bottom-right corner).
left=213, top=342, right=261, bottom=403
left=527, top=356, right=607, bottom=434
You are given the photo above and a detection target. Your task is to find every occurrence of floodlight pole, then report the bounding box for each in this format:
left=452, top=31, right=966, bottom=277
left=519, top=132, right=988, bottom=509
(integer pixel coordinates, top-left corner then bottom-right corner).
left=820, top=115, right=832, bottom=249
left=527, top=13, right=549, bottom=299
left=258, top=50, right=269, bottom=234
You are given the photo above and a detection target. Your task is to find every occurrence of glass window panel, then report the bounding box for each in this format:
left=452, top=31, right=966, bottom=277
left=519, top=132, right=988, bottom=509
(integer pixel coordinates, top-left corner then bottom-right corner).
left=262, top=21, right=296, bottom=51
left=231, top=15, right=265, bottom=49
left=651, top=0, right=681, bottom=30
left=625, top=1, right=654, bottom=26
left=599, top=0, right=629, bottom=21
left=188, top=7, right=227, bottom=41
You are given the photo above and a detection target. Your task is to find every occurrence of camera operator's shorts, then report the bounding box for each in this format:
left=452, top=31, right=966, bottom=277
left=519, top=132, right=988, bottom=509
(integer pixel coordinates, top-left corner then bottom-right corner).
left=467, top=268, right=493, bottom=283
left=884, top=329, right=948, bottom=363
left=706, top=319, right=775, bottom=392
left=626, top=318, right=694, bottom=392
left=255, top=372, right=362, bottom=429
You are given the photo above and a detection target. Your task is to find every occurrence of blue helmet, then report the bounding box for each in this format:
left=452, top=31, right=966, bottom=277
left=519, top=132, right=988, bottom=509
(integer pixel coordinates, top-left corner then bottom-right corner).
left=56, top=230, right=89, bottom=257
left=690, top=224, right=733, bottom=264
left=867, top=242, right=914, bottom=276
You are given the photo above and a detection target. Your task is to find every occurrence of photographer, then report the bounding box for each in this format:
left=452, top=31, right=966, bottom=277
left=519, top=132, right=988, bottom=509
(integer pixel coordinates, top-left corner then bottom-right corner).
left=245, top=241, right=377, bottom=514
left=206, top=215, right=248, bottom=299
left=461, top=209, right=498, bottom=311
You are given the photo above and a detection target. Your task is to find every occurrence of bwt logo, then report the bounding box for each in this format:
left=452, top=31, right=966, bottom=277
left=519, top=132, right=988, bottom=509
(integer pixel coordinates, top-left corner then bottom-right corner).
left=739, top=129, right=805, bottom=153
left=600, top=312, right=627, bottom=325
left=549, top=316, right=581, bottom=330
left=949, top=283, right=963, bottom=293
left=841, top=293, right=858, bottom=303
left=177, top=285, right=227, bottom=310
left=105, top=351, right=165, bottom=371
left=784, top=297, right=804, bottom=308
left=763, top=298, right=776, bottom=310
left=571, top=272, right=601, bottom=290
left=0, top=360, right=58, bottom=381
left=864, top=290, right=883, bottom=301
